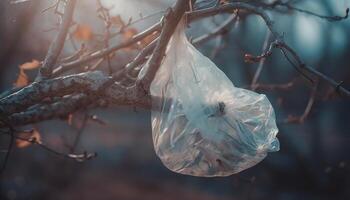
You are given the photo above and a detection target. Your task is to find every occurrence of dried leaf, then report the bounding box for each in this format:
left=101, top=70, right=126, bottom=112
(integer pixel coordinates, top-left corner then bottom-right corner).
left=122, top=28, right=138, bottom=51
left=20, top=59, right=41, bottom=70
left=73, top=24, right=93, bottom=41
left=111, top=15, right=125, bottom=27
left=123, top=28, right=138, bottom=40
left=16, top=129, right=42, bottom=148
left=138, top=31, right=158, bottom=48
left=14, top=69, right=29, bottom=87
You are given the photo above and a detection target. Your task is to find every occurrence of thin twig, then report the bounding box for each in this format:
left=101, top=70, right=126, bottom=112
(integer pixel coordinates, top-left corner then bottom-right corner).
left=0, top=128, right=97, bottom=162
left=193, top=13, right=237, bottom=45
left=285, top=80, right=319, bottom=124
left=52, top=22, right=162, bottom=76
left=269, top=1, right=349, bottom=22
left=251, top=30, right=272, bottom=90
left=70, top=112, right=89, bottom=153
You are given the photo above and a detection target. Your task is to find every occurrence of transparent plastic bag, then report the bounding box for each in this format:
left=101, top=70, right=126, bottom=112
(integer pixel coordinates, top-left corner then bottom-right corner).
left=146, top=19, right=279, bottom=177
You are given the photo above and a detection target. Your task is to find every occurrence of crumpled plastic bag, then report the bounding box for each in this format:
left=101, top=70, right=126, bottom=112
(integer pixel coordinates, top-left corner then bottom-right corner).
left=144, top=19, right=279, bottom=177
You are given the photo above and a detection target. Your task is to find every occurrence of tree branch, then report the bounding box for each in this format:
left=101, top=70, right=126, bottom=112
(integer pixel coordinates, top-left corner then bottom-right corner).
left=192, top=12, right=237, bottom=45
left=136, top=0, right=191, bottom=92
left=0, top=71, right=110, bottom=114
left=37, top=0, right=77, bottom=80
left=52, top=22, right=162, bottom=76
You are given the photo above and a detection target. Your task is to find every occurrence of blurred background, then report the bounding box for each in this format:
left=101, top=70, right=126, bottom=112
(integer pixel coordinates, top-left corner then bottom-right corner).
left=0, top=0, right=350, bottom=199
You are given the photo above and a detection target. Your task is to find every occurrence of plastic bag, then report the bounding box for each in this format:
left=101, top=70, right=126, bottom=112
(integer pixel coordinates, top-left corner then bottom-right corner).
left=146, top=19, right=279, bottom=177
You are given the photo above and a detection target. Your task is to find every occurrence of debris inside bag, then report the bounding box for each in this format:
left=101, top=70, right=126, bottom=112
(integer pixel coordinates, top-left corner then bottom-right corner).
left=143, top=18, right=279, bottom=177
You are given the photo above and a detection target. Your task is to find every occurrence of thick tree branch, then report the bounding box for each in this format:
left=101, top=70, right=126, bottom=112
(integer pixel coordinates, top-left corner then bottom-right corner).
left=8, top=94, right=91, bottom=126
left=0, top=71, right=110, bottom=115
left=6, top=86, right=150, bottom=126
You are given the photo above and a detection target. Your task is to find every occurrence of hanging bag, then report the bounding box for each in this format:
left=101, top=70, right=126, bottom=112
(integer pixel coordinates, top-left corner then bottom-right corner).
left=146, top=18, right=279, bottom=177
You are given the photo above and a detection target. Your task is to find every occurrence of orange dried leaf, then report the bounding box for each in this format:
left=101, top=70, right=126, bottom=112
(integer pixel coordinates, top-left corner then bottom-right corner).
left=111, top=15, right=125, bottom=27
left=73, top=24, right=93, bottom=41
left=14, top=69, right=29, bottom=87
left=20, top=59, right=41, bottom=70
left=123, top=28, right=138, bottom=40
left=16, top=129, right=42, bottom=148
left=121, top=28, right=139, bottom=51
left=138, top=31, right=158, bottom=48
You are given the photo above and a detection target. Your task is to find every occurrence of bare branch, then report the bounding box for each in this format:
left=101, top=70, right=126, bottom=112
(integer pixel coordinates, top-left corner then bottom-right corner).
left=188, top=2, right=282, bottom=39
left=192, top=12, right=237, bottom=45
left=37, top=0, right=77, bottom=80
left=267, top=1, right=349, bottom=22
left=246, top=40, right=350, bottom=98
left=52, top=22, right=162, bottom=76
left=250, top=31, right=272, bottom=90
left=284, top=80, right=319, bottom=124
left=0, top=71, right=110, bottom=114
left=193, top=2, right=350, bottom=98
left=0, top=128, right=97, bottom=162
left=137, top=0, right=191, bottom=92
